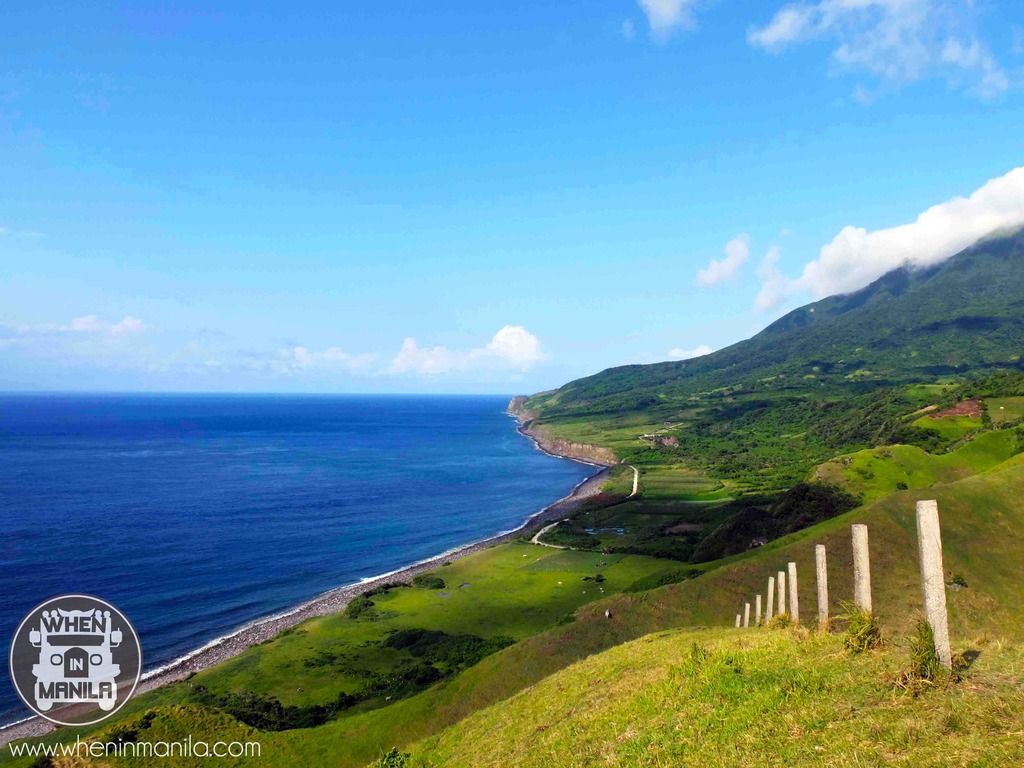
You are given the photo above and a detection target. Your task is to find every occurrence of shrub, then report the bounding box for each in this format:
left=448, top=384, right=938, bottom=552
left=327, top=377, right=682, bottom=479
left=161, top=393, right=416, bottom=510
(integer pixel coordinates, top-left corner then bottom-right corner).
left=948, top=573, right=968, bottom=589
left=383, top=628, right=513, bottom=671
left=690, top=642, right=710, bottom=666
left=190, top=687, right=356, bottom=730
left=412, top=574, right=446, bottom=590
left=893, top=620, right=951, bottom=695
left=908, top=620, right=942, bottom=682
left=345, top=594, right=375, bottom=619
left=376, top=748, right=411, bottom=767
left=840, top=602, right=882, bottom=653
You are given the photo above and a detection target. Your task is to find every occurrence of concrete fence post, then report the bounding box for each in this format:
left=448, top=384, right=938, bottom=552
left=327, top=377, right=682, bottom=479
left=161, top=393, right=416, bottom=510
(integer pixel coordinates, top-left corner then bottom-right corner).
left=815, top=544, right=829, bottom=630
left=777, top=571, right=787, bottom=618
left=755, top=594, right=762, bottom=626
left=852, top=524, right=872, bottom=613
left=788, top=561, right=799, bottom=624
left=916, top=500, right=952, bottom=669
left=766, top=577, right=775, bottom=623
left=743, top=602, right=751, bottom=628
left=735, top=613, right=741, bottom=628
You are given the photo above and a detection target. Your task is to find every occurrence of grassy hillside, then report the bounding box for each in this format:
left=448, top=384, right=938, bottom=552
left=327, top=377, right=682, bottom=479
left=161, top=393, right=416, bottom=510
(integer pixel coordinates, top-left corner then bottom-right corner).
left=1, top=545, right=678, bottom=768
left=814, top=429, right=1021, bottom=503
left=412, top=628, right=1024, bottom=768
left=12, top=454, right=1024, bottom=767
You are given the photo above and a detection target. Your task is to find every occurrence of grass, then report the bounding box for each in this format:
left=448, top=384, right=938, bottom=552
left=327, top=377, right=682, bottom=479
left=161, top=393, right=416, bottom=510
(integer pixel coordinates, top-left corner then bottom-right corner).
left=184, top=544, right=675, bottom=709
left=528, top=415, right=670, bottom=460
left=840, top=603, right=883, bottom=652
left=595, top=463, right=636, bottom=497
left=410, top=628, right=1024, bottom=768
left=540, top=496, right=737, bottom=559
left=987, top=396, right=1024, bottom=426
left=635, top=464, right=731, bottom=501
left=812, top=429, right=1020, bottom=503
left=911, top=415, right=984, bottom=446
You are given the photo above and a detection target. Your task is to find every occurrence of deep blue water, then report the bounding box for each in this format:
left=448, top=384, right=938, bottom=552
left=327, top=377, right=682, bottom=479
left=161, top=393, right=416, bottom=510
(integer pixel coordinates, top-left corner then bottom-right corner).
left=0, top=394, right=593, bottom=724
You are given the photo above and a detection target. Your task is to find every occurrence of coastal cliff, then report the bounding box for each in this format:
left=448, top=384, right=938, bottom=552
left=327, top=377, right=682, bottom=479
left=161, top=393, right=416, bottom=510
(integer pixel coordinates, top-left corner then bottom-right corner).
left=508, top=396, right=618, bottom=467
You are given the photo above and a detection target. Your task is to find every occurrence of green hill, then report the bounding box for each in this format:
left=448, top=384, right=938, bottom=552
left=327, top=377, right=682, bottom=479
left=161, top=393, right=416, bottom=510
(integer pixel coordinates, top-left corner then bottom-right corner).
left=519, top=229, right=1024, bottom=493
left=527, top=228, right=1024, bottom=420
left=405, top=453, right=1024, bottom=766
left=412, top=627, right=1024, bottom=768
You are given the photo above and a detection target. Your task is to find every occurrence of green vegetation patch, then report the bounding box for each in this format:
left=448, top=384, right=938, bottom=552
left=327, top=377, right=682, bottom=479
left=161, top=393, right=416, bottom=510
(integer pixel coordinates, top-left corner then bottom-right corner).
left=411, top=574, right=446, bottom=590
left=411, top=629, right=1024, bottom=768
left=911, top=413, right=983, bottom=447
left=814, top=429, right=1021, bottom=503
left=988, top=396, right=1024, bottom=426
left=541, top=497, right=739, bottom=561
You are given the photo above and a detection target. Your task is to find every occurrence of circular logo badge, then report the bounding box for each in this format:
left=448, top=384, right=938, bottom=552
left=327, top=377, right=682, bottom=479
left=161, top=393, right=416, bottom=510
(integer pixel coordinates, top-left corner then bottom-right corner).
left=8, top=595, right=142, bottom=726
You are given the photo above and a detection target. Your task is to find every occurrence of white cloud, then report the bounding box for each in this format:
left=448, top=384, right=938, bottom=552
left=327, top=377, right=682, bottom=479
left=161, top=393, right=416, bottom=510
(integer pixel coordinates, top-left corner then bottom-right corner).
left=266, top=345, right=377, bottom=375
left=387, top=325, right=545, bottom=376
left=696, top=234, right=750, bottom=286
left=668, top=344, right=713, bottom=360
left=748, top=5, right=815, bottom=51
left=388, top=338, right=463, bottom=375
left=110, top=316, right=145, bottom=335
left=748, top=0, right=1011, bottom=99
left=476, top=324, right=544, bottom=368
left=754, top=246, right=791, bottom=311
left=754, top=167, right=1024, bottom=310
left=47, top=315, right=145, bottom=335
left=637, top=0, right=697, bottom=40
left=64, top=315, right=104, bottom=333
left=0, top=314, right=151, bottom=372
left=622, top=19, right=636, bottom=40
left=940, top=38, right=1009, bottom=99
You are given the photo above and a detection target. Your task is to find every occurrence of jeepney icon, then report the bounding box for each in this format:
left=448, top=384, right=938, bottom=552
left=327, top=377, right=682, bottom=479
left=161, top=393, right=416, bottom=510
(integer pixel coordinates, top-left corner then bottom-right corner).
left=28, top=608, right=122, bottom=712
left=10, top=594, right=142, bottom=726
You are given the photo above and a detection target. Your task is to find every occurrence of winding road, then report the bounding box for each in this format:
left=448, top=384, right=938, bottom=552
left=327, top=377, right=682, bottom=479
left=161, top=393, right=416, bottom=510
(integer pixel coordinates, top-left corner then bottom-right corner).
left=531, top=465, right=639, bottom=548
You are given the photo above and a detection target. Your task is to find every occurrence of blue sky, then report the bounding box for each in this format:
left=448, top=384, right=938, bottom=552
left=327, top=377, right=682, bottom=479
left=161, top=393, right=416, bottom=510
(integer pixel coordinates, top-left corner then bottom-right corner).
left=2, top=1, right=1024, bottom=394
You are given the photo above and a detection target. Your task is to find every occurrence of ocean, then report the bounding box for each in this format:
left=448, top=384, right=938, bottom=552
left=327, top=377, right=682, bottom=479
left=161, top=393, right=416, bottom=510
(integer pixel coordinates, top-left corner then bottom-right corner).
left=0, top=393, right=594, bottom=725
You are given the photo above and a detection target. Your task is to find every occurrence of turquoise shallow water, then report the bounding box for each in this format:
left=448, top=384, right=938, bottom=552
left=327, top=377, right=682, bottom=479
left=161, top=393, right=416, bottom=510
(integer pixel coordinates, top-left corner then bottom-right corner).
left=0, top=393, right=593, bottom=724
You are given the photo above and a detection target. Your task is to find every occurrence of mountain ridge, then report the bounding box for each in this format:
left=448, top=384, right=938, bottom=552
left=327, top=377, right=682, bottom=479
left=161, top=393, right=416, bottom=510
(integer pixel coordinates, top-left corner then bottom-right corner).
left=526, top=227, right=1024, bottom=418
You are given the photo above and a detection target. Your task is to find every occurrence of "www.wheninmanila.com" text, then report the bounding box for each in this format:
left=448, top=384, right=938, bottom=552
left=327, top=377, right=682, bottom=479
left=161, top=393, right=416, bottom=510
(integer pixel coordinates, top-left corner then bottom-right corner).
left=9, top=735, right=262, bottom=760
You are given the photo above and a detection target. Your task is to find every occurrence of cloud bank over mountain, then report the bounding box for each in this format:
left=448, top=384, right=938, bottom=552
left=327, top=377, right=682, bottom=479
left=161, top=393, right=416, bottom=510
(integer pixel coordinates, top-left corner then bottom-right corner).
left=757, top=166, right=1024, bottom=310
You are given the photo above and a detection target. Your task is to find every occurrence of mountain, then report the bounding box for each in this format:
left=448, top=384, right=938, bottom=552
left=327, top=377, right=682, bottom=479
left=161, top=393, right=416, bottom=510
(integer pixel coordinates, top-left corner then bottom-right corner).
left=527, top=228, right=1024, bottom=420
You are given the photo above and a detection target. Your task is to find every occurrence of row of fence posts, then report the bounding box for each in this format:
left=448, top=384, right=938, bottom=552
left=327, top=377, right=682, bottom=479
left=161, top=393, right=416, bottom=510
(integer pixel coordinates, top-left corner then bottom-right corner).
left=734, top=499, right=952, bottom=669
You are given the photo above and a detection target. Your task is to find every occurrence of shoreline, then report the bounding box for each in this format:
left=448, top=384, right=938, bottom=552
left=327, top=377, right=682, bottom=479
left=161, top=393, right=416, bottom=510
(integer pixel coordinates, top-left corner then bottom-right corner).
left=0, top=412, right=611, bottom=746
